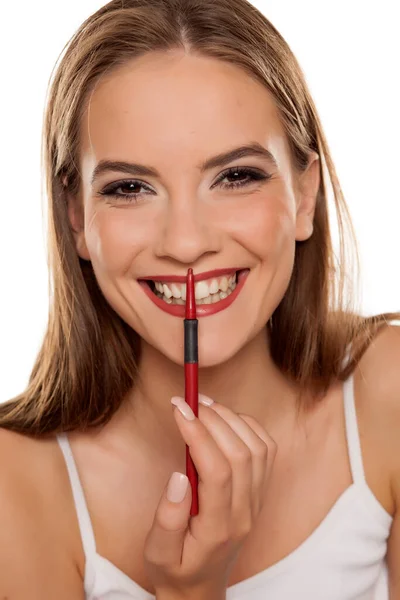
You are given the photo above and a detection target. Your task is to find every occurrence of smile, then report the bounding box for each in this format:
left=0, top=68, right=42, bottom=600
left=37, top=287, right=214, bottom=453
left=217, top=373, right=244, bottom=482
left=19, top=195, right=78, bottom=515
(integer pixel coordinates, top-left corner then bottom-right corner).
left=153, top=272, right=237, bottom=304
left=138, top=268, right=249, bottom=317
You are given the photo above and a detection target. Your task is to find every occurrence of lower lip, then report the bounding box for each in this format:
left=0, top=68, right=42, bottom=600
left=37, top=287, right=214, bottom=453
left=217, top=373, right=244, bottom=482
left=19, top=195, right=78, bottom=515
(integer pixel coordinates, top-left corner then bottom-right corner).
left=138, top=270, right=249, bottom=318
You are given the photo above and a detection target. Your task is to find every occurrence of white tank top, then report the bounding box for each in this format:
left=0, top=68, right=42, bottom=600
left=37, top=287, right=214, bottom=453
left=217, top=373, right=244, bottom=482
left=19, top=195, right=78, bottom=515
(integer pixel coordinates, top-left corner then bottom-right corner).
left=56, top=366, right=393, bottom=600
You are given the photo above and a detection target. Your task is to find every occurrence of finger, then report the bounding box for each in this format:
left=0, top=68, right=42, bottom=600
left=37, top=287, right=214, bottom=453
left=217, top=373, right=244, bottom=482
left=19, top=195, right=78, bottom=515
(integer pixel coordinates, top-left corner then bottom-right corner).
left=200, top=396, right=272, bottom=519
left=170, top=397, right=233, bottom=543
left=195, top=402, right=254, bottom=537
left=238, top=413, right=277, bottom=509
left=143, top=472, right=192, bottom=570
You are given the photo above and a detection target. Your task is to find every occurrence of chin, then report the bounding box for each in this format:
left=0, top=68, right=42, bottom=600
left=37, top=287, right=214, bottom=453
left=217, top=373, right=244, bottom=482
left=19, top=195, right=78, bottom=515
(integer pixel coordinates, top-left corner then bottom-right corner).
left=198, top=345, right=241, bottom=368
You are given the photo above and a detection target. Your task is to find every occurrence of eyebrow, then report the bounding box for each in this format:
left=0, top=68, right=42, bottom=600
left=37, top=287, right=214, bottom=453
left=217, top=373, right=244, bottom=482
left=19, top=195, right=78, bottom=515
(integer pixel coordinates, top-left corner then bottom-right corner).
left=90, top=142, right=278, bottom=185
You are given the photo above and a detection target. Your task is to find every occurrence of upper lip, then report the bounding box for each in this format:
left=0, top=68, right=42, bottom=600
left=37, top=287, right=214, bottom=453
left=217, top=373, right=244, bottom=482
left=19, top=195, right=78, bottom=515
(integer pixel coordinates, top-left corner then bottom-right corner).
left=139, top=268, right=243, bottom=283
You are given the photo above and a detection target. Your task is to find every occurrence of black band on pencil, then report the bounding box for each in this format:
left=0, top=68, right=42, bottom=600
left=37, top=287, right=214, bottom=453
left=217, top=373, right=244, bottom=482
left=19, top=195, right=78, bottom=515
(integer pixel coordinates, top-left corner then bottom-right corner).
left=184, top=319, right=198, bottom=363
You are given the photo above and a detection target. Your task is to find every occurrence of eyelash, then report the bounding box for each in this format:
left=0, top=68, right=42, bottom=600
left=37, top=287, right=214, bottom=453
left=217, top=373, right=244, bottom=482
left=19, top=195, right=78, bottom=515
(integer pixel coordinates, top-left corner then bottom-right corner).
left=98, top=167, right=272, bottom=204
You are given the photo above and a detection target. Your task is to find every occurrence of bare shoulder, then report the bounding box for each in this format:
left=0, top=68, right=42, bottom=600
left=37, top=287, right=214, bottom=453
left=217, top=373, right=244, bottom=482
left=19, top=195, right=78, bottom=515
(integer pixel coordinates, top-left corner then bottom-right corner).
left=352, top=324, right=400, bottom=591
left=356, top=323, right=400, bottom=395
left=0, top=427, right=85, bottom=598
left=353, top=323, right=400, bottom=515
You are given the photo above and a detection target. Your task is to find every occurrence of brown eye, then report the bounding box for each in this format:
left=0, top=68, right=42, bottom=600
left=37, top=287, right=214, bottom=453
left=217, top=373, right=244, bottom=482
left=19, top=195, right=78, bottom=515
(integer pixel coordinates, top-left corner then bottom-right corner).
left=214, top=167, right=271, bottom=190
left=99, top=179, right=153, bottom=203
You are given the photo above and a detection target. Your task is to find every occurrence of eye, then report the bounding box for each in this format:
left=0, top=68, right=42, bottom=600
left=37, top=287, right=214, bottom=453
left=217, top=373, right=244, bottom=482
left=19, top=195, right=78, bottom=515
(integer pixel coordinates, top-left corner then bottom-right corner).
left=97, top=166, right=272, bottom=204
left=213, top=166, right=272, bottom=190
left=98, top=179, right=153, bottom=204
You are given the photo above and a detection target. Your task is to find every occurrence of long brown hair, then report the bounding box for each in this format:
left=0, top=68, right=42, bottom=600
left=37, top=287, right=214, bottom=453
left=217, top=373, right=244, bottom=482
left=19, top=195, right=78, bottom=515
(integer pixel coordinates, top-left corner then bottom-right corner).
left=1, top=0, right=399, bottom=437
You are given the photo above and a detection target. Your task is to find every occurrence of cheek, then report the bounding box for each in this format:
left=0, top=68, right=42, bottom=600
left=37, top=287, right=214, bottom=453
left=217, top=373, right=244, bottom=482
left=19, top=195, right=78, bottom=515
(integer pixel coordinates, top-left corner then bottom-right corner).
left=226, top=192, right=296, bottom=258
left=84, top=209, right=152, bottom=272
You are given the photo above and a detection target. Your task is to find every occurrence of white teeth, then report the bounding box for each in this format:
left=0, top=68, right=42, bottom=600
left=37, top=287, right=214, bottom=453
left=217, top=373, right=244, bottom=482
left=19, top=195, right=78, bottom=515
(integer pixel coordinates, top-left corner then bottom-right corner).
left=154, top=289, right=235, bottom=305
left=152, top=272, right=239, bottom=304
left=163, top=283, right=172, bottom=299
left=170, top=283, right=181, bottom=299
left=195, top=281, right=210, bottom=300
left=220, top=276, right=229, bottom=292
left=209, top=278, right=219, bottom=294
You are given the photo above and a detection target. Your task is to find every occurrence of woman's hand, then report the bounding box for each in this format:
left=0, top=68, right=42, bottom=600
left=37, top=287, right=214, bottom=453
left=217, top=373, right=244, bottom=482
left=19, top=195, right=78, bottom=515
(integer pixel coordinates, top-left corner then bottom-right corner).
left=143, top=394, right=277, bottom=599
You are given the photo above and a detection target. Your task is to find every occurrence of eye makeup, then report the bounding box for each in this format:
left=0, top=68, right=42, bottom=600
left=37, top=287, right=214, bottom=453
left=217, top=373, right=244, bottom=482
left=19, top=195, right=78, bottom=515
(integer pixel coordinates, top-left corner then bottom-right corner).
left=97, top=166, right=272, bottom=204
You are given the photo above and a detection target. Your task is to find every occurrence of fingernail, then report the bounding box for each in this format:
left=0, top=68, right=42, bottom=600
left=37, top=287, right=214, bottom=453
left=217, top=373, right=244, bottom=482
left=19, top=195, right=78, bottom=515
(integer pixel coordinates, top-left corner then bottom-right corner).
left=199, top=394, right=215, bottom=407
left=167, top=472, right=189, bottom=503
left=171, top=396, right=195, bottom=420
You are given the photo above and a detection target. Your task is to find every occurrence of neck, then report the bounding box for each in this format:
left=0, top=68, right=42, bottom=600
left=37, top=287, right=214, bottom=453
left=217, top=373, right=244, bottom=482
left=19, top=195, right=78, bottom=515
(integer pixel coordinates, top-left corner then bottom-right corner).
left=96, top=328, right=303, bottom=463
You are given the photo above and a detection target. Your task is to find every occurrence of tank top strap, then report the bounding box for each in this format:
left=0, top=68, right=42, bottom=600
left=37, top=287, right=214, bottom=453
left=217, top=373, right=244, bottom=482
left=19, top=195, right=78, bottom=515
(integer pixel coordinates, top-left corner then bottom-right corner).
left=56, top=432, right=97, bottom=557
left=341, top=344, right=366, bottom=484
left=341, top=320, right=400, bottom=484
left=343, top=371, right=365, bottom=484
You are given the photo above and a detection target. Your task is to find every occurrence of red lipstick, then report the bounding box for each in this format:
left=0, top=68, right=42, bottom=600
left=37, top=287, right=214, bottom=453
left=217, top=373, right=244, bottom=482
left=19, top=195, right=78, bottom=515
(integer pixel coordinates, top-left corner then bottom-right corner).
left=139, top=268, right=250, bottom=318
left=185, top=268, right=196, bottom=320
left=184, top=268, right=199, bottom=516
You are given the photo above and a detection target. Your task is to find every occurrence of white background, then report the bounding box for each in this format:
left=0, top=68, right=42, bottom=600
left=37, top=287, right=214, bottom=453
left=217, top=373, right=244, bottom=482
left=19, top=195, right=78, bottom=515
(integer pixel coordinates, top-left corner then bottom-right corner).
left=0, top=1, right=399, bottom=402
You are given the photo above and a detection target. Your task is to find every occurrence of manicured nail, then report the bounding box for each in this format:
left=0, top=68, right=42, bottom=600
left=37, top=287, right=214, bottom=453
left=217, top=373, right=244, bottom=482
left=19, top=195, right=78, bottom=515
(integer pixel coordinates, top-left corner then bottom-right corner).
left=171, top=396, right=195, bottom=420
left=199, top=394, right=215, bottom=406
left=167, top=472, right=189, bottom=503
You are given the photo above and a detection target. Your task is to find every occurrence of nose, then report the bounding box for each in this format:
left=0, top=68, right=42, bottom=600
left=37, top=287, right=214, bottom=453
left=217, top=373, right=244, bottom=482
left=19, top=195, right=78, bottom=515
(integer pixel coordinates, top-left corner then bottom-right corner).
left=154, top=198, right=221, bottom=264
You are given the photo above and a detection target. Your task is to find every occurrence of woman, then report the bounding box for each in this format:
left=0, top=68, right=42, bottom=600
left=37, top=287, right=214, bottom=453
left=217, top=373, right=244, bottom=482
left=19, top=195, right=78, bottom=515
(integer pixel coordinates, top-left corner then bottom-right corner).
left=0, top=0, right=399, bottom=598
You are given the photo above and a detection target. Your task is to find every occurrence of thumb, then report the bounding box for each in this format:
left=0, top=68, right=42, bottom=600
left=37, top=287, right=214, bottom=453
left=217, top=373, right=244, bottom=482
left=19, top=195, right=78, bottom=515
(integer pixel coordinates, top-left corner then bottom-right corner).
left=144, top=472, right=192, bottom=567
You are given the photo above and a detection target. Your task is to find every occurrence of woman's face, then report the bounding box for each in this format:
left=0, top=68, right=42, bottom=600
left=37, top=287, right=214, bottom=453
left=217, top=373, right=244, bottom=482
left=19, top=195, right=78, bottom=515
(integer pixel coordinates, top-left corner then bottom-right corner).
left=70, top=50, right=319, bottom=367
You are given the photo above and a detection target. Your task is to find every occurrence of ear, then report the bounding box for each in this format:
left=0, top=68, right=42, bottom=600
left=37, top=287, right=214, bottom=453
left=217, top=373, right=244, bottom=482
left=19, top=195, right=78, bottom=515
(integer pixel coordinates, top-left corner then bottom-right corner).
left=64, top=178, right=91, bottom=261
left=294, top=152, right=320, bottom=242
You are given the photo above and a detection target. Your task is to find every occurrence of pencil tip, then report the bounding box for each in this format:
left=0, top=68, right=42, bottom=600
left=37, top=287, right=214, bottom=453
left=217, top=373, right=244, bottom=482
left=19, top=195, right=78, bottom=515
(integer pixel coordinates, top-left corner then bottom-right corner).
left=185, top=268, right=196, bottom=319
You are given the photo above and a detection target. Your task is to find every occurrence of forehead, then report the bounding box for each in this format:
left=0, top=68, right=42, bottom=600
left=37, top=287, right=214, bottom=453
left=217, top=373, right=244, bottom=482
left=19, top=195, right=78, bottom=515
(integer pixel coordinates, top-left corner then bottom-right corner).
left=80, top=51, right=287, bottom=171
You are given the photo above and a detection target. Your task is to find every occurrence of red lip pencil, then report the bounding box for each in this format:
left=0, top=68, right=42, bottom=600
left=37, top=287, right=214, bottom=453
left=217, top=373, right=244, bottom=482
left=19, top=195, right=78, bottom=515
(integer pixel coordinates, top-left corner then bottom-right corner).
left=184, top=268, right=199, bottom=516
